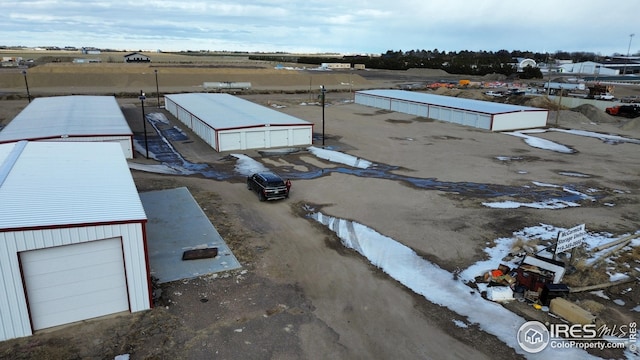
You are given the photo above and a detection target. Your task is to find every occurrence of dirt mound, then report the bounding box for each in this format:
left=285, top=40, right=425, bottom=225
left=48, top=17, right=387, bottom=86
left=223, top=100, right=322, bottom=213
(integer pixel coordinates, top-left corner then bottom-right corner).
left=405, top=68, right=451, bottom=77
left=523, top=96, right=557, bottom=109
left=621, top=117, right=640, bottom=131
left=571, top=104, right=619, bottom=124
left=433, top=88, right=462, bottom=97
left=456, top=91, right=487, bottom=100
left=432, top=88, right=487, bottom=100
left=480, top=73, right=507, bottom=81
left=547, top=110, right=591, bottom=127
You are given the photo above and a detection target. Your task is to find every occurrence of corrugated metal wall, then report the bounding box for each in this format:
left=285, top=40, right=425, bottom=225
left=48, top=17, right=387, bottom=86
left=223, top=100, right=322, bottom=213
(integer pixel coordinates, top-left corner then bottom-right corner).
left=165, top=96, right=218, bottom=150
left=0, top=223, right=149, bottom=341
left=355, top=92, right=548, bottom=131
left=217, top=126, right=312, bottom=152
left=165, top=96, right=312, bottom=152
left=356, top=92, right=494, bottom=130
left=492, top=111, right=547, bottom=131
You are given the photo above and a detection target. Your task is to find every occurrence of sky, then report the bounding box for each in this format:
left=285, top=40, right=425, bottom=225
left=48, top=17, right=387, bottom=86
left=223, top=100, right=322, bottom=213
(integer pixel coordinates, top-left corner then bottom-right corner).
left=1, top=0, right=638, bottom=55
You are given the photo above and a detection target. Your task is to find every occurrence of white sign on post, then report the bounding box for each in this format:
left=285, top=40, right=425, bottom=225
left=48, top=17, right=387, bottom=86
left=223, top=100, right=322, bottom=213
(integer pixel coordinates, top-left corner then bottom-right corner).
left=555, top=224, right=587, bottom=255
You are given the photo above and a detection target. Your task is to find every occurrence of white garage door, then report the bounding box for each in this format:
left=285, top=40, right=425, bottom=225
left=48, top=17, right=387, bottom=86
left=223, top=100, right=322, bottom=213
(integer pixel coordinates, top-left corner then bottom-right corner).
left=269, top=129, right=289, bottom=147
left=219, top=132, right=242, bottom=151
left=245, top=130, right=266, bottom=149
left=20, top=238, right=129, bottom=330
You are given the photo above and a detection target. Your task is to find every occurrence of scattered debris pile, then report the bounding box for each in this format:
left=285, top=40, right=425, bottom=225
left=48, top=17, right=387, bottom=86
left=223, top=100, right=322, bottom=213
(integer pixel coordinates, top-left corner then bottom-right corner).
left=474, top=229, right=639, bottom=328
left=482, top=255, right=566, bottom=305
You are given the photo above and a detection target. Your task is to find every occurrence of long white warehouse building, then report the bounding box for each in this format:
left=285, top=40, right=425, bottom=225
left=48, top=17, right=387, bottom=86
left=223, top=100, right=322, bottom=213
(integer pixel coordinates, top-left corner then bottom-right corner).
left=165, top=93, right=313, bottom=152
left=0, top=141, right=151, bottom=341
left=0, top=95, right=135, bottom=158
left=355, top=90, right=548, bottom=131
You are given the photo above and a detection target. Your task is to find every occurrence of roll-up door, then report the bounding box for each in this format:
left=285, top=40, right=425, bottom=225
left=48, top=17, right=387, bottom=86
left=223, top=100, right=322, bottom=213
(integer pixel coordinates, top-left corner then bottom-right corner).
left=20, top=238, right=129, bottom=330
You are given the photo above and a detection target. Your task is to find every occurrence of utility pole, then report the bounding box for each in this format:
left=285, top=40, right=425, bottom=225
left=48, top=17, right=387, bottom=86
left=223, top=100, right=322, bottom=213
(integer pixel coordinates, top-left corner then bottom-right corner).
left=320, top=85, right=326, bottom=147
left=21, top=70, right=31, bottom=103
left=139, top=90, right=149, bottom=159
left=154, top=69, right=160, bottom=108
left=622, top=33, right=635, bottom=75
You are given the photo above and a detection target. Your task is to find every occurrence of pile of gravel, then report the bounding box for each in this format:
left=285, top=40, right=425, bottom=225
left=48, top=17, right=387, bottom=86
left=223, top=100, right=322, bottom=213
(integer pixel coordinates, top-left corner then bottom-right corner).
left=621, top=117, right=640, bottom=131
left=571, top=104, right=619, bottom=124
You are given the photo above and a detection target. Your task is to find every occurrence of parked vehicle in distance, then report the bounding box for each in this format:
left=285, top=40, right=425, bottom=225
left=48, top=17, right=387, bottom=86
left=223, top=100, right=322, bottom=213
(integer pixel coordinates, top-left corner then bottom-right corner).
left=594, top=93, right=615, bottom=101
left=484, top=91, right=504, bottom=97
left=605, top=104, right=640, bottom=118
left=620, top=95, right=640, bottom=103
left=247, top=171, right=289, bottom=201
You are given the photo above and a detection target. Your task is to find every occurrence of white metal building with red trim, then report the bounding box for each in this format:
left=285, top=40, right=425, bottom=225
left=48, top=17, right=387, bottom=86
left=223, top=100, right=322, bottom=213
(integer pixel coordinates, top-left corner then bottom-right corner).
left=164, top=93, right=313, bottom=152
left=0, top=141, right=151, bottom=342
left=355, top=89, right=548, bottom=131
left=0, top=95, right=135, bottom=159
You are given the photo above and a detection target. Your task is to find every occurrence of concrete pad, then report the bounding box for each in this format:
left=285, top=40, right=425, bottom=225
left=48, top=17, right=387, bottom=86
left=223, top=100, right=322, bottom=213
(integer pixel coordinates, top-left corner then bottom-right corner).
left=140, top=187, right=241, bottom=283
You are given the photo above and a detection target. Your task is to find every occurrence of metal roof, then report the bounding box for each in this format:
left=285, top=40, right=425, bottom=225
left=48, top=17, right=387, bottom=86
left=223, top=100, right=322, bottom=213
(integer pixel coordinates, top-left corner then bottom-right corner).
left=357, top=89, right=544, bottom=114
left=0, top=141, right=146, bottom=230
left=165, top=93, right=312, bottom=130
left=0, top=95, right=133, bottom=143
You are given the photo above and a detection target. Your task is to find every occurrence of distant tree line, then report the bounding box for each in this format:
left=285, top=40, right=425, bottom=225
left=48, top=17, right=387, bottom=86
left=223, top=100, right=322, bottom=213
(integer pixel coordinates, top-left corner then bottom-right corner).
left=250, top=49, right=604, bottom=78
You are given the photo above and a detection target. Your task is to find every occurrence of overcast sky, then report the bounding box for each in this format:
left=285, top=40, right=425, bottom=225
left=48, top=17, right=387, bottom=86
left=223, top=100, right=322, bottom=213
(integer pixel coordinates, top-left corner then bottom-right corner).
left=1, top=0, right=637, bottom=56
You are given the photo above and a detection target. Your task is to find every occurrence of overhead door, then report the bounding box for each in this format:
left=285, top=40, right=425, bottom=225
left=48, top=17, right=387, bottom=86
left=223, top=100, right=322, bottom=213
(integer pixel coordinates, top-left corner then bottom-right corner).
left=246, top=130, right=266, bottom=149
left=269, top=129, right=289, bottom=148
left=20, top=238, right=129, bottom=330
left=218, top=132, right=242, bottom=151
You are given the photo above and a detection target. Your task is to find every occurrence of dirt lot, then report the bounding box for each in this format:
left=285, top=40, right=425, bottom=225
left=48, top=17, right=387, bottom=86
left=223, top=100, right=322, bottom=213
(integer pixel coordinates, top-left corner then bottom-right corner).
left=0, top=61, right=639, bottom=359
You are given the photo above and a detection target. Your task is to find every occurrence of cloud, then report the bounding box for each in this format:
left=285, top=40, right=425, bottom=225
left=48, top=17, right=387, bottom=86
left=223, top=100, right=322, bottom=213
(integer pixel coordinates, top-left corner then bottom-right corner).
left=0, top=0, right=636, bottom=55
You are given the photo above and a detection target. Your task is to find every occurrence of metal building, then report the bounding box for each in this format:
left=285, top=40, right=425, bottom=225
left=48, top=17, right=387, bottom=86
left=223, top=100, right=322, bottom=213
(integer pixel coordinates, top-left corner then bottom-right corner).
left=0, top=141, right=151, bottom=342
left=0, top=95, right=135, bottom=159
left=355, top=90, right=548, bottom=131
left=164, top=93, right=313, bottom=152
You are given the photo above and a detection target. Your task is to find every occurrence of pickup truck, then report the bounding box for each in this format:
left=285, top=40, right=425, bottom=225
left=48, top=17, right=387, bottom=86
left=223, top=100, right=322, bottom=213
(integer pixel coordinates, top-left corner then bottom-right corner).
left=594, top=93, right=615, bottom=101
left=605, top=104, right=640, bottom=118
left=620, top=95, right=640, bottom=103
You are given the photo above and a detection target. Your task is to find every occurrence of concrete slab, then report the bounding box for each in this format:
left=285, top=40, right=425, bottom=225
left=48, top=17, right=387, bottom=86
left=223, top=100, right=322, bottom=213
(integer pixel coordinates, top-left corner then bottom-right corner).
left=140, top=187, right=242, bottom=284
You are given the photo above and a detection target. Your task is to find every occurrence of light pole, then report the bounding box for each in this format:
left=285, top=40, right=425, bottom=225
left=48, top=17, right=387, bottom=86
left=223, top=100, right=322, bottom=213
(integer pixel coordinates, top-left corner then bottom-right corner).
left=21, top=70, right=31, bottom=103
left=320, top=85, right=326, bottom=147
left=622, top=33, right=635, bottom=75
left=154, top=69, right=160, bottom=107
left=349, top=68, right=353, bottom=98
left=139, top=90, right=149, bottom=159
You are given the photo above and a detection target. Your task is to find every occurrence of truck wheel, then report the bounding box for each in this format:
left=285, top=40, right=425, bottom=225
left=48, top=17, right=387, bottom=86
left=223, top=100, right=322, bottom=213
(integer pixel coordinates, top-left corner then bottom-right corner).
left=247, top=182, right=252, bottom=190
left=259, top=192, right=266, bottom=202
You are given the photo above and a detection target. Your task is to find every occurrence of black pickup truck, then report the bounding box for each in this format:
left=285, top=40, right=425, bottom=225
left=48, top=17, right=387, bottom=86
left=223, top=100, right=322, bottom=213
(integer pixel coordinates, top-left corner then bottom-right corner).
left=605, top=104, right=640, bottom=118
left=247, top=172, right=289, bottom=201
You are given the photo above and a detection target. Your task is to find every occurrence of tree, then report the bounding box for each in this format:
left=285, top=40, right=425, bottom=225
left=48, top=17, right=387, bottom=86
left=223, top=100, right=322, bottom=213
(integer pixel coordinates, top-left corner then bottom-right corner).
left=520, top=65, right=543, bottom=79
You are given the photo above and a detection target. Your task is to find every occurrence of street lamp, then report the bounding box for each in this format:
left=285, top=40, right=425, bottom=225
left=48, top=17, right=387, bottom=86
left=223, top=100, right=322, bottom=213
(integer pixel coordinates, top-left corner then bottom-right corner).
left=154, top=69, right=160, bottom=108
left=622, top=33, right=635, bottom=75
left=349, top=68, right=353, bottom=98
left=320, top=85, right=326, bottom=147
left=139, top=90, right=149, bottom=159
left=21, top=70, right=31, bottom=103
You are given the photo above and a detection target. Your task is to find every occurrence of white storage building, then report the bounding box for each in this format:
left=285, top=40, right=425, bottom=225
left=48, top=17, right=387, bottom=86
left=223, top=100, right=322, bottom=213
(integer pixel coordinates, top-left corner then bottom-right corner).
left=559, top=61, right=619, bottom=76
left=355, top=90, right=548, bottom=131
left=164, top=93, right=313, bottom=152
left=0, top=95, right=135, bottom=159
left=0, top=141, right=151, bottom=342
